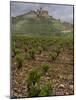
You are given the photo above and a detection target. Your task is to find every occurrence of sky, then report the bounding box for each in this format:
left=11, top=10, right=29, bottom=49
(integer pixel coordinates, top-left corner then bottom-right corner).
left=11, top=1, right=73, bottom=23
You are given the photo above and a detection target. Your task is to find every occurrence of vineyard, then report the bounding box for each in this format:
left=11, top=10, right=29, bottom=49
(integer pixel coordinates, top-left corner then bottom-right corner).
left=11, top=34, right=74, bottom=98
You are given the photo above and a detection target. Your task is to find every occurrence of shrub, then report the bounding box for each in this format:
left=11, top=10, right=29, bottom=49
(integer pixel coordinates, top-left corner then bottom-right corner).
left=15, top=49, right=20, bottom=54
left=27, top=69, right=41, bottom=86
left=42, top=45, right=47, bottom=51
left=22, top=44, right=28, bottom=52
left=28, top=48, right=36, bottom=59
left=48, top=52, right=57, bottom=61
left=26, top=68, right=54, bottom=97
left=16, top=54, right=24, bottom=69
left=56, top=48, right=60, bottom=56
left=39, top=81, right=53, bottom=96
left=12, top=47, right=20, bottom=56
left=27, top=69, right=41, bottom=97
left=42, top=63, right=49, bottom=74
left=38, top=46, right=42, bottom=54
left=54, top=47, right=61, bottom=57
left=27, top=83, right=40, bottom=97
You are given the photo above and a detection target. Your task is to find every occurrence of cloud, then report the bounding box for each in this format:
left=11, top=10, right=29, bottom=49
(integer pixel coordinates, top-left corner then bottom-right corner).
left=10, top=1, right=73, bottom=23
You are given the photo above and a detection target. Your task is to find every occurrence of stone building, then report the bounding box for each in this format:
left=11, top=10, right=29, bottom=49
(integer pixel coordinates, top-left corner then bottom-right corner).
left=37, top=8, right=48, bottom=17
left=41, top=10, right=48, bottom=17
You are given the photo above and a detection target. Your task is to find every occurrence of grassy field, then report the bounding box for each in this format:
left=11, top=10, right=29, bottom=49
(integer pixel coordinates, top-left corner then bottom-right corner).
left=11, top=33, right=74, bottom=98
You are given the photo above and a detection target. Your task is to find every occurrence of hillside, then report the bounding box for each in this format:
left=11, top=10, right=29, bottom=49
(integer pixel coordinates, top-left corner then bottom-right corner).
left=11, top=11, right=73, bottom=36
left=11, top=10, right=74, bottom=98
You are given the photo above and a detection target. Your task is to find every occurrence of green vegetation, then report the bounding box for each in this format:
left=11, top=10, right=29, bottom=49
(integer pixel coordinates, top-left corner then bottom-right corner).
left=11, top=33, right=73, bottom=97
left=11, top=11, right=73, bottom=97
left=42, top=63, right=50, bottom=74
left=16, top=53, right=24, bottom=69
left=27, top=69, right=41, bottom=86
left=12, top=11, right=72, bottom=36
left=39, top=81, right=53, bottom=96
left=53, top=47, right=61, bottom=57
left=28, top=48, right=36, bottom=59
left=27, top=69, right=41, bottom=97
left=38, top=46, right=42, bottom=54
left=27, top=68, right=53, bottom=97
left=48, top=52, right=57, bottom=61
left=27, top=83, right=40, bottom=97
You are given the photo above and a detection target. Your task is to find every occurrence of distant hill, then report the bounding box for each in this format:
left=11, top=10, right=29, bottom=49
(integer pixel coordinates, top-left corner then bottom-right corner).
left=11, top=10, right=73, bottom=36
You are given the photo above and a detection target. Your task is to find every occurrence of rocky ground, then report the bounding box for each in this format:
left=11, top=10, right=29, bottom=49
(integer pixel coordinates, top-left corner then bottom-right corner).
left=11, top=46, right=74, bottom=98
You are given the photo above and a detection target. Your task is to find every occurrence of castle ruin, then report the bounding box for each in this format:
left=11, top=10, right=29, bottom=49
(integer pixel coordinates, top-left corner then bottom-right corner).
left=37, top=8, right=48, bottom=18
